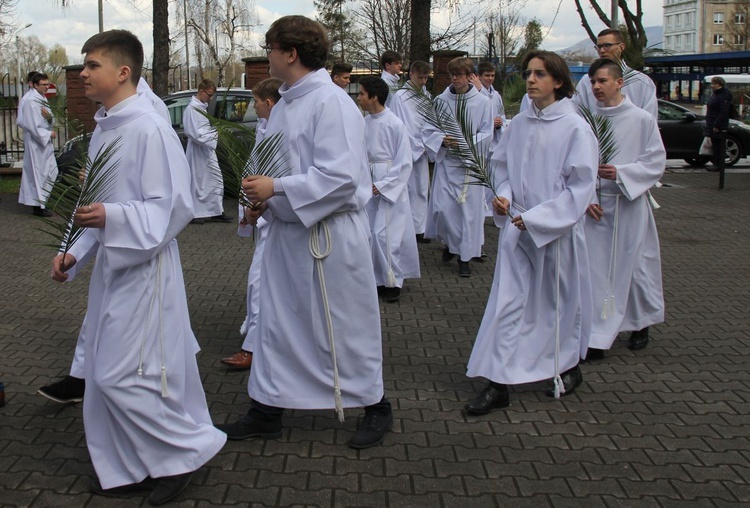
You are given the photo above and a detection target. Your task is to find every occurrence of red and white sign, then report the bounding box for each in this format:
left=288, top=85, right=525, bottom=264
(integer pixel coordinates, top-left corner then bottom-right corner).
left=45, top=83, right=57, bottom=98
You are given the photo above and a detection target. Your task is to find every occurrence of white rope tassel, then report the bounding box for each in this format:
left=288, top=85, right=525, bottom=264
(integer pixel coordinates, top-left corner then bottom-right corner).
left=385, top=202, right=397, bottom=287
left=137, top=253, right=168, bottom=398
left=553, top=239, right=564, bottom=399
left=456, top=167, right=470, bottom=203
left=602, top=195, right=620, bottom=320
left=309, top=219, right=345, bottom=423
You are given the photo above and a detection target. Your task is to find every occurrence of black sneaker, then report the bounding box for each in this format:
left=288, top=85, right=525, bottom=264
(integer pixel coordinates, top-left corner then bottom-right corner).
left=349, top=409, right=393, bottom=449
left=458, top=260, right=471, bottom=277
left=38, top=376, right=85, bottom=403
left=33, top=206, right=53, bottom=217
left=209, top=213, right=234, bottom=223
left=215, top=412, right=282, bottom=441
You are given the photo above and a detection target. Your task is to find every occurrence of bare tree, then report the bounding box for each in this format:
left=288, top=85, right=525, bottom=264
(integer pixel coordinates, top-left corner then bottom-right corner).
left=481, top=0, right=527, bottom=81
left=573, top=0, right=648, bottom=68
left=153, top=0, right=170, bottom=96
left=46, top=43, right=69, bottom=84
left=0, top=0, right=18, bottom=50
left=725, top=0, right=750, bottom=51
left=182, top=0, right=259, bottom=86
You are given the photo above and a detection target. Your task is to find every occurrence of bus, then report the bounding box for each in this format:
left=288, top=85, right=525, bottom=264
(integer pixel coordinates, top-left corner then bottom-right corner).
left=702, top=74, right=750, bottom=118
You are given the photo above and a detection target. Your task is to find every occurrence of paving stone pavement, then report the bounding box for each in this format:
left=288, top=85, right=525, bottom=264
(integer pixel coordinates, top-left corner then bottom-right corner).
left=1, top=171, right=749, bottom=507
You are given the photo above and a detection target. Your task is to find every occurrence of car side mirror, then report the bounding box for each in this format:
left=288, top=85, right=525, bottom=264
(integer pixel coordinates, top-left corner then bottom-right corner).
left=682, top=112, right=696, bottom=123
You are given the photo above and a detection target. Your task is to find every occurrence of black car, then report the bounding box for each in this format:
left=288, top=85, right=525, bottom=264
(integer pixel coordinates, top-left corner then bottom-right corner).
left=56, top=88, right=257, bottom=180
left=657, top=99, right=750, bottom=167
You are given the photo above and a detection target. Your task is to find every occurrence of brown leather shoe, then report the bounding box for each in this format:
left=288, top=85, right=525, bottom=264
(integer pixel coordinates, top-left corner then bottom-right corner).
left=220, top=350, right=252, bottom=370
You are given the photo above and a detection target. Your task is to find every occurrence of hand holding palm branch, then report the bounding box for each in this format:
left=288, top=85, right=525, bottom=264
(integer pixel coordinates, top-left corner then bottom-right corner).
left=577, top=103, right=619, bottom=206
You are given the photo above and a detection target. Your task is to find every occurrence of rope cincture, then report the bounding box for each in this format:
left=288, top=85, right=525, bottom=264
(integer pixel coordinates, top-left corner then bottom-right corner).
left=552, top=238, right=564, bottom=399
left=601, top=192, right=621, bottom=321
left=309, top=219, right=345, bottom=423
left=137, top=252, right=169, bottom=398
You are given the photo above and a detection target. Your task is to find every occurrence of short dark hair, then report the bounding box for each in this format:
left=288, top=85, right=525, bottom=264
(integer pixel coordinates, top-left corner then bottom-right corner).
left=447, top=57, right=474, bottom=76
left=359, top=76, right=389, bottom=106
left=26, top=71, right=39, bottom=83
left=409, top=60, right=430, bottom=75
left=252, top=77, right=283, bottom=102
left=521, top=50, right=575, bottom=101
left=711, top=76, right=726, bottom=87
left=331, top=62, right=353, bottom=77
left=380, top=51, right=402, bottom=69
left=265, top=15, right=329, bottom=70
left=477, top=62, right=496, bottom=75
left=588, top=58, right=623, bottom=79
left=197, top=79, right=216, bottom=92
left=81, top=29, right=144, bottom=85
left=597, top=28, right=624, bottom=44
left=31, top=73, right=49, bottom=85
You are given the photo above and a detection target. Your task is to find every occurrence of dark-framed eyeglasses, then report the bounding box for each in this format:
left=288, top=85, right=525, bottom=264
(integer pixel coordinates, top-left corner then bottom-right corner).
left=521, top=69, right=548, bottom=80
left=594, top=42, right=621, bottom=51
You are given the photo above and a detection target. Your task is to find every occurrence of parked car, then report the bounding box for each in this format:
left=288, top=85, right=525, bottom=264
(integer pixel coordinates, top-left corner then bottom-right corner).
left=657, top=99, right=750, bottom=167
left=56, top=88, right=257, bottom=183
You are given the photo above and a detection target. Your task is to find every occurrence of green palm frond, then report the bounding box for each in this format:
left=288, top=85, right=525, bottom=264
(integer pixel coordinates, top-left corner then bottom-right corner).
left=36, top=95, right=85, bottom=138
left=403, top=87, right=495, bottom=200
left=37, top=136, right=122, bottom=261
left=201, top=111, right=292, bottom=208
left=577, top=104, right=619, bottom=164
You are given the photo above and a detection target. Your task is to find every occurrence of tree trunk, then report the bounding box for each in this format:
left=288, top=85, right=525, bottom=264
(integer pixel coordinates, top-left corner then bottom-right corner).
left=152, top=0, right=169, bottom=97
left=409, top=0, right=431, bottom=63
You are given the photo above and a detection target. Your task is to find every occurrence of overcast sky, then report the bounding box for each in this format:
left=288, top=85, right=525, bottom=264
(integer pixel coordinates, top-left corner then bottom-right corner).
left=15, top=0, right=663, bottom=66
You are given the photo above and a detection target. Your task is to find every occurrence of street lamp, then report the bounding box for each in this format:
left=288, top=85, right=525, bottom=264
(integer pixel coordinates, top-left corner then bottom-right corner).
left=16, top=23, right=32, bottom=101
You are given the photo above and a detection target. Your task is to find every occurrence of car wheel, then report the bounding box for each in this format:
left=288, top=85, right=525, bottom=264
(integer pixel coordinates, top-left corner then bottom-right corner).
left=684, top=155, right=710, bottom=167
left=724, top=135, right=741, bottom=166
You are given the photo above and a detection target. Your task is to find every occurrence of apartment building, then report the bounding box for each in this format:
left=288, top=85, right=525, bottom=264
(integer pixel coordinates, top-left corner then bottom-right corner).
left=663, top=0, right=748, bottom=54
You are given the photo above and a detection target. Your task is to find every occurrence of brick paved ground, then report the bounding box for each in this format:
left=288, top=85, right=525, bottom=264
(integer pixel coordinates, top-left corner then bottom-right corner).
left=1, top=171, right=749, bottom=507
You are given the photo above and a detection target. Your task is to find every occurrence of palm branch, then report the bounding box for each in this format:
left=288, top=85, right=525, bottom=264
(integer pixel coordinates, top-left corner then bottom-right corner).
left=201, top=112, right=292, bottom=209
left=577, top=104, right=619, bottom=206
left=37, top=136, right=122, bottom=263
left=403, top=87, right=495, bottom=203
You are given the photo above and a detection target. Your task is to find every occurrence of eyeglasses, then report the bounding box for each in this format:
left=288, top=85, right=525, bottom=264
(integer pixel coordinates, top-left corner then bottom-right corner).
left=260, top=44, right=284, bottom=56
left=594, top=42, right=622, bottom=51
left=36, top=82, right=51, bottom=87
left=521, top=69, right=548, bottom=80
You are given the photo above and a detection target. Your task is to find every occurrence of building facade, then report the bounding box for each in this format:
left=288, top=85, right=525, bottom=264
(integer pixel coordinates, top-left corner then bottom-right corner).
left=663, top=0, right=748, bottom=54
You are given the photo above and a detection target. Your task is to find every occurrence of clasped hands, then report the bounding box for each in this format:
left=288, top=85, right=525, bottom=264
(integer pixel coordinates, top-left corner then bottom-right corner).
left=241, top=175, right=274, bottom=225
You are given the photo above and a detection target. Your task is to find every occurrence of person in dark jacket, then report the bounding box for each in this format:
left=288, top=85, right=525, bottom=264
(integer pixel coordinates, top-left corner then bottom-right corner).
left=704, top=76, right=733, bottom=168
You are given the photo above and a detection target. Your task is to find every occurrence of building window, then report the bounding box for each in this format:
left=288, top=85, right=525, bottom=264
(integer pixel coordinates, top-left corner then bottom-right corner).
left=685, top=33, right=692, bottom=50
left=714, top=12, right=725, bottom=24
left=676, top=34, right=682, bottom=49
left=736, top=12, right=746, bottom=24
left=713, top=34, right=724, bottom=45
left=686, top=12, right=693, bottom=26
left=735, top=34, right=745, bottom=45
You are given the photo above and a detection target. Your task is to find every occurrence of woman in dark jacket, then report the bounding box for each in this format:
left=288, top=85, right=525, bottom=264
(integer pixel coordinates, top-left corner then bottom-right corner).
left=704, top=76, right=733, bottom=168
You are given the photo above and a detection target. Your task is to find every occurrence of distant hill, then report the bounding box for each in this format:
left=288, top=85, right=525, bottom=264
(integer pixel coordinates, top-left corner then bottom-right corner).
left=559, top=26, right=663, bottom=61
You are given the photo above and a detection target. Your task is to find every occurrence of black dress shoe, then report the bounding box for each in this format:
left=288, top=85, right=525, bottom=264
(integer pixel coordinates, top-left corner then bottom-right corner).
left=546, top=365, right=583, bottom=397
left=148, top=471, right=193, bottom=506
left=442, top=247, right=456, bottom=262
left=349, top=408, right=393, bottom=449
left=584, top=348, right=605, bottom=362
left=458, top=260, right=471, bottom=277
left=90, top=477, right=154, bottom=498
left=416, top=233, right=431, bottom=244
left=209, top=213, right=234, bottom=223
left=190, top=218, right=205, bottom=224
left=464, top=383, right=509, bottom=415
left=383, top=286, right=401, bottom=303
left=33, top=206, right=53, bottom=217
left=215, top=412, right=282, bottom=440
left=628, top=327, right=649, bottom=350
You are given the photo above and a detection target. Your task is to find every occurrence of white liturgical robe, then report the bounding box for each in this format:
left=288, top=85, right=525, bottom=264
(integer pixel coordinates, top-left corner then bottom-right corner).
left=364, top=107, right=420, bottom=288
left=391, top=82, right=431, bottom=235
left=66, top=93, right=225, bottom=489
left=467, top=98, right=598, bottom=385
left=18, top=88, right=58, bottom=208
left=249, top=68, right=384, bottom=410
left=184, top=95, right=224, bottom=218
left=380, top=71, right=400, bottom=108
left=137, top=77, right=171, bottom=123
left=423, top=85, right=493, bottom=261
left=576, top=67, right=658, bottom=119
left=585, top=95, right=666, bottom=349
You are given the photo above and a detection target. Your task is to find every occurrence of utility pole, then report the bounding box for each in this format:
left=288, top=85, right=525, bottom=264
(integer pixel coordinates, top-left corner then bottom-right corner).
left=15, top=23, right=32, bottom=101
left=99, top=0, right=104, bottom=32
left=184, top=0, right=190, bottom=89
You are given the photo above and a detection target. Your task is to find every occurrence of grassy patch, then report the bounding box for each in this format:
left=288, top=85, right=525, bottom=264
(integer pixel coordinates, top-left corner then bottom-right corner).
left=0, top=176, right=21, bottom=194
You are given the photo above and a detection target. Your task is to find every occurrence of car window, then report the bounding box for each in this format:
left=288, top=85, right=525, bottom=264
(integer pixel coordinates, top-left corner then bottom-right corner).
left=215, top=93, right=258, bottom=124
left=163, top=95, right=193, bottom=129
left=658, top=101, right=688, bottom=121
